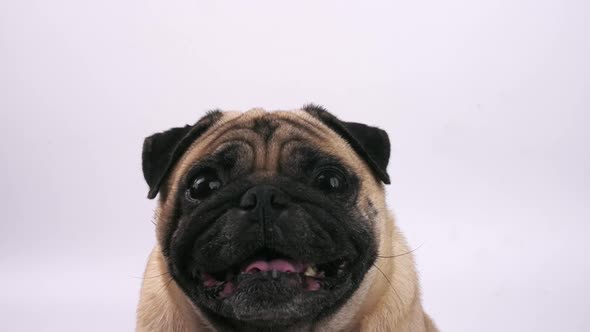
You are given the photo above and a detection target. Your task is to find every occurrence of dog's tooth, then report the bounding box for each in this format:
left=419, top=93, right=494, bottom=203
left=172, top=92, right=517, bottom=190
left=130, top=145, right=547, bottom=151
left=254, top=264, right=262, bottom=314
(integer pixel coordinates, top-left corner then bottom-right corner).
left=304, top=265, right=318, bottom=277
left=271, top=269, right=278, bottom=279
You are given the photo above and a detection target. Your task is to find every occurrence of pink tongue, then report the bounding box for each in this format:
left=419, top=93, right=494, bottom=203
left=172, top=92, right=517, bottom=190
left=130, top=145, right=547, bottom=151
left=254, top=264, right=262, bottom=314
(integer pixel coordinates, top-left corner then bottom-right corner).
left=243, top=259, right=306, bottom=274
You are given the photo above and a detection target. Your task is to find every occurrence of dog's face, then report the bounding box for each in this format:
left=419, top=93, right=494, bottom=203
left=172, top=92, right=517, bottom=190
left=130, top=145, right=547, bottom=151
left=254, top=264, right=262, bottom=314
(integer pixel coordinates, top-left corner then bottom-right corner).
left=142, top=106, right=391, bottom=330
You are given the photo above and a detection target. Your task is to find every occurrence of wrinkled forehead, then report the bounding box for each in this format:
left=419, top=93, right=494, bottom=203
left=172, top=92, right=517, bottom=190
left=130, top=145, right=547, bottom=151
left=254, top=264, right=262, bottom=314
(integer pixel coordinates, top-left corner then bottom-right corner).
left=166, top=109, right=372, bottom=193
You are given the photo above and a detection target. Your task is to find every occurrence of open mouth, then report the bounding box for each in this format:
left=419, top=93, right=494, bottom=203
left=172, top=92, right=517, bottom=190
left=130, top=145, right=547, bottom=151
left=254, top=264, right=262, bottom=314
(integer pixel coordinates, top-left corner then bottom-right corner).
left=191, top=250, right=349, bottom=299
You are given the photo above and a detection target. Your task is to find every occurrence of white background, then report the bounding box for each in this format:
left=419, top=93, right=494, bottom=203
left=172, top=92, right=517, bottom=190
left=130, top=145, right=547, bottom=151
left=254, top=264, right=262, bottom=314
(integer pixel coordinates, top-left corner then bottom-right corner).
left=1, top=1, right=589, bottom=331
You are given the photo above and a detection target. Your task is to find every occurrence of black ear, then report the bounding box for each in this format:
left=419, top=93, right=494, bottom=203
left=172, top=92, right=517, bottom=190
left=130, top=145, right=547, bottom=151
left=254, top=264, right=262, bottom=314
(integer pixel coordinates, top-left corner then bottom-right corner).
left=142, top=111, right=223, bottom=199
left=303, top=105, right=391, bottom=184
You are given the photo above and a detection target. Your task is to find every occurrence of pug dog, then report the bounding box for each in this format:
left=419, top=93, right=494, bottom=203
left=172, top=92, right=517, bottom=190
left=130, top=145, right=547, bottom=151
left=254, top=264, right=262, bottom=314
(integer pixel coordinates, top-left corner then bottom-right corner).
left=137, top=106, right=437, bottom=332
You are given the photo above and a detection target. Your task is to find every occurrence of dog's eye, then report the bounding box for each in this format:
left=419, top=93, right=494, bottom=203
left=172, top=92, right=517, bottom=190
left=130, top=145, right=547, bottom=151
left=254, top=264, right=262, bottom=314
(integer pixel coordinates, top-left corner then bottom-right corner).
left=187, top=171, right=221, bottom=201
left=314, top=169, right=346, bottom=193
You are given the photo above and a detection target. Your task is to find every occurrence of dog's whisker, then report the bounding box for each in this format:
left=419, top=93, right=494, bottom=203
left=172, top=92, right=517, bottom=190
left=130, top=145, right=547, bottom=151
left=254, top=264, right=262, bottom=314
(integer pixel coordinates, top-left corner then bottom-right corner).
left=156, top=277, right=175, bottom=295
left=372, top=263, right=403, bottom=314
left=377, top=244, right=423, bottom=259
left=133, top=272, right=171, bottom=280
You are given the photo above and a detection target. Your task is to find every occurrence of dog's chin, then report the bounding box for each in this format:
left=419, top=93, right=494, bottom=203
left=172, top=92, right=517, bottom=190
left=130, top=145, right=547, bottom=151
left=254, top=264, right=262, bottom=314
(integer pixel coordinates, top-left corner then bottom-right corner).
left=172, top=249, right=359, bottom=327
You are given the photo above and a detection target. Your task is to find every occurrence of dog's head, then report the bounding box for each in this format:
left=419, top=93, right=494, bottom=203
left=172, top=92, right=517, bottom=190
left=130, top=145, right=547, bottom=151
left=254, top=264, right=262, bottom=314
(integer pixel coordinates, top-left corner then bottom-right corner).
left=142, top=106, right=390, bottom=330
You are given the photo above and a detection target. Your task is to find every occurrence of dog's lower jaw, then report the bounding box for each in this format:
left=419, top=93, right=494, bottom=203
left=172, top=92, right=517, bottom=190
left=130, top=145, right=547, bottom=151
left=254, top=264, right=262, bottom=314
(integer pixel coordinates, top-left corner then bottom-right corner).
left=137, top=220, right=437, bottom=332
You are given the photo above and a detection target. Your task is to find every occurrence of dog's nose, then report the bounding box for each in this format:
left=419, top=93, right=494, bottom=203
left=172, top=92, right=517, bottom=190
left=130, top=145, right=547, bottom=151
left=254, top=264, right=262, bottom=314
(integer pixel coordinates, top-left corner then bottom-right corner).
left=239, top=185, right=290, bottom=212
